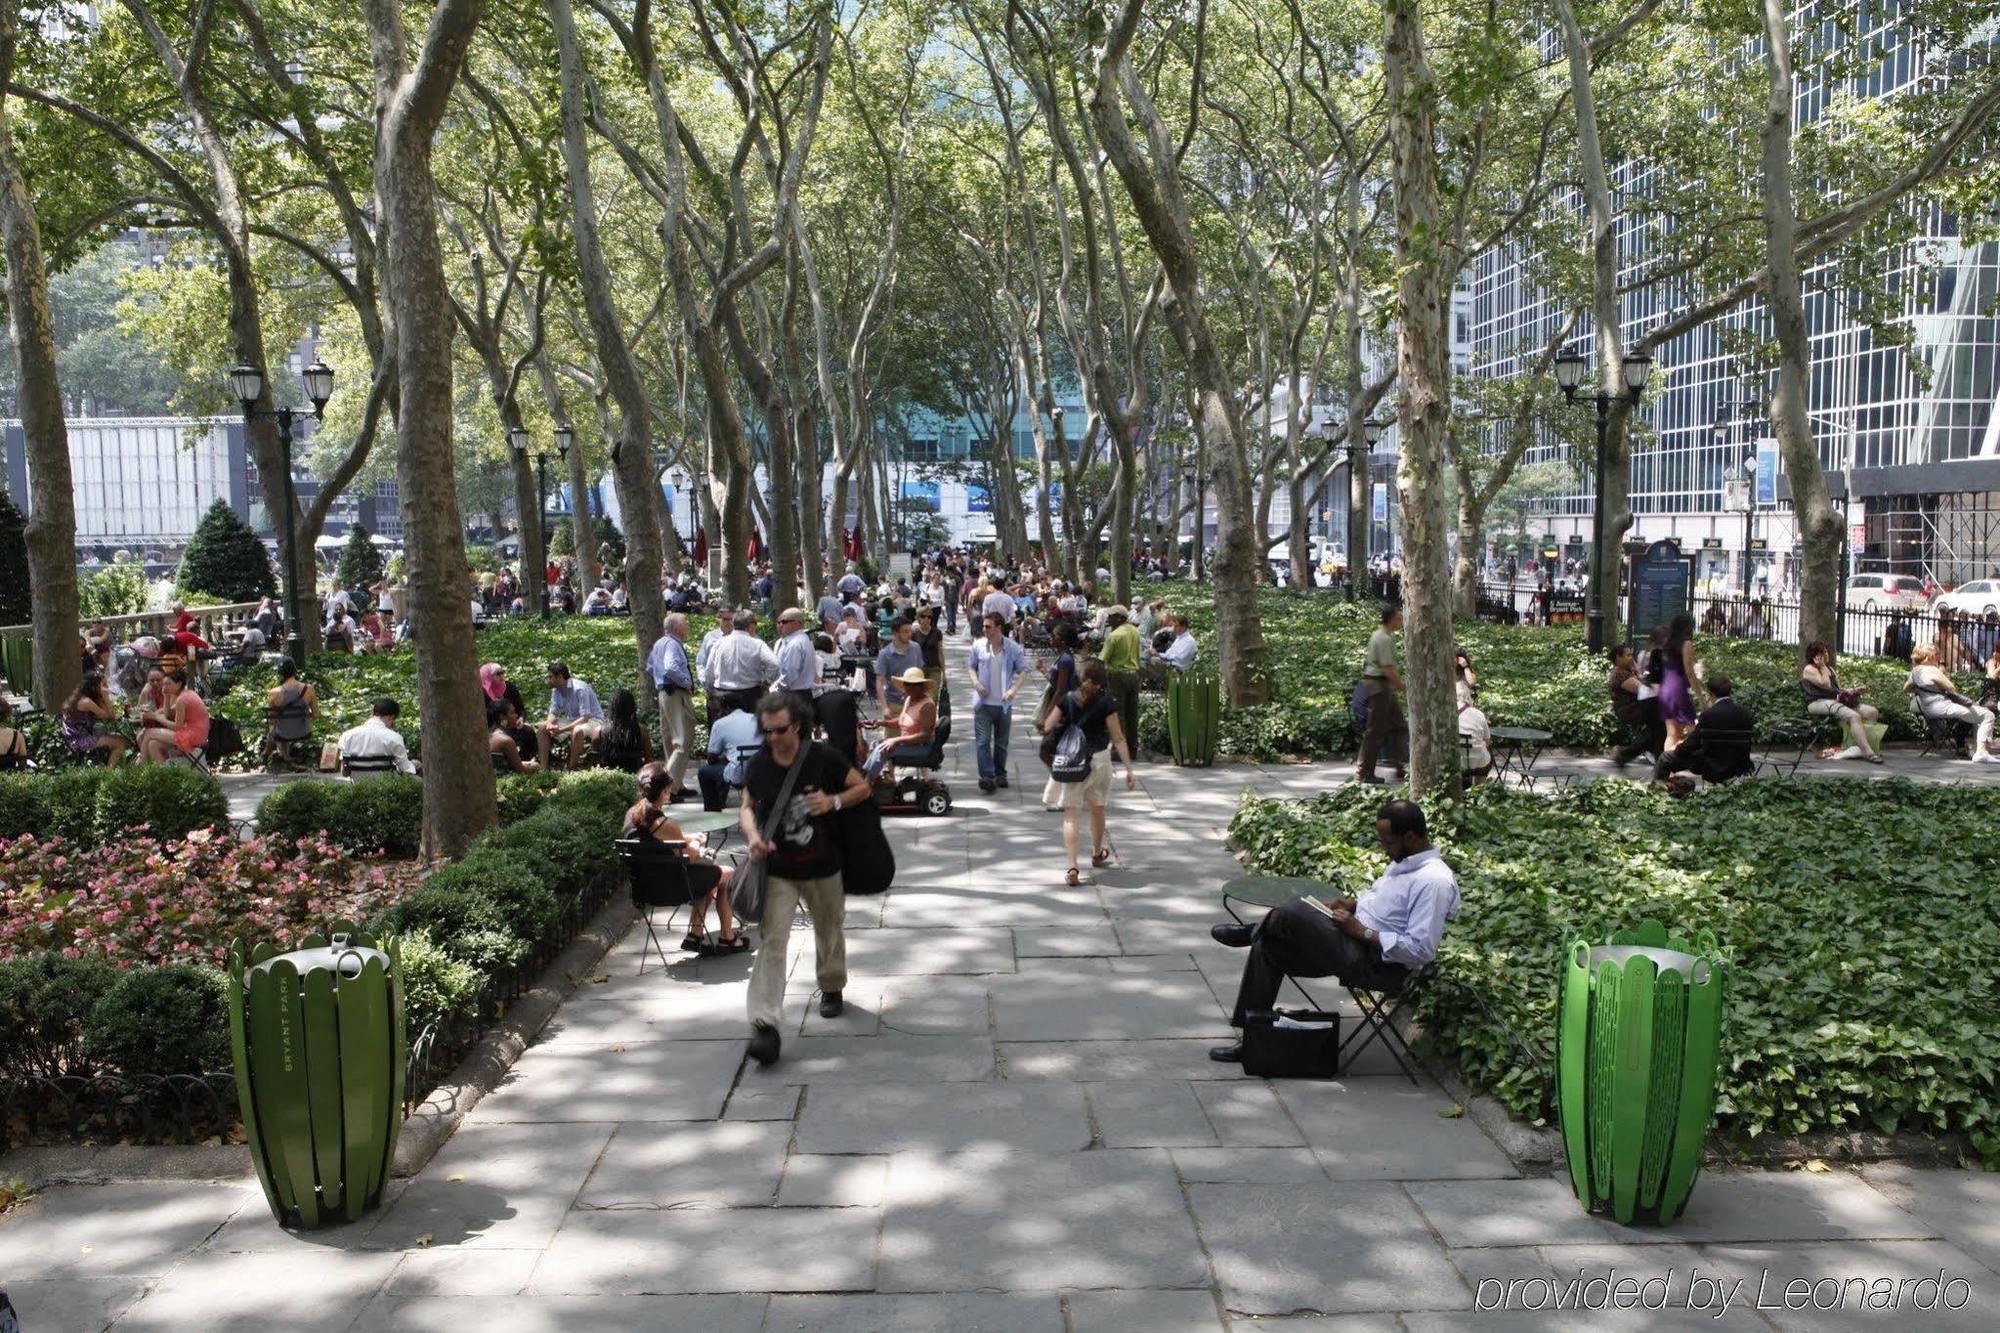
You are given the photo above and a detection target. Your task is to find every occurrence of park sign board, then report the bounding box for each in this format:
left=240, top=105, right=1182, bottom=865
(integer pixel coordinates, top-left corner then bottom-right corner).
left=1627, top=539, right=1692, bottom=645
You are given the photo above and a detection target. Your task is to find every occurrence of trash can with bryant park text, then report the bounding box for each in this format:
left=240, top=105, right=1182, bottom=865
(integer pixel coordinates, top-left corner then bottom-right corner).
left=227, top=925, right=406, bottom=1230
left=1167, top=669, right=1219, bottom=767
left=1557, top=921, right=1728, bottom=1225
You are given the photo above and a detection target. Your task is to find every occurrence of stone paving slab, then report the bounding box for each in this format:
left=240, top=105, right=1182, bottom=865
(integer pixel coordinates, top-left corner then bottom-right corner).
left=363, top=1122, right=614, bottom=1252
left=1861, top=1162, right=2000, bottom=1274
left=878, top=1149, right=1208, bottom=1292
left=795, top=1081, right=1091, bottom=1154
left=1280, top=1080, right=1519, bottom=1181
left=999, top=1038, right=1246, bottom=1081
left=1171, top=1147, right=1327, bottom=1184
left=0, top=1278, right=150, bottom=1333
left=763, top=1292, right=1060, bottom=1332
left=1087, top=1080, right=1220, bottom=1147
left=838, top=926, right=1018, bottom=974
left=1189, top=1180, right=1470, bottom=1316
left=575, top=1120, right=792, bottom=1208
left=1066, top=1289, right=1226, bottom=1330
left=471, top=1039, right=743, bottom=1122
left=358, top=1293, right=769, bottom=1331
left=378, top=1246, right=543, bottom=1296
left=762, top=1032, right=996, bottom=1083
left=775, top=1154, right=889, bottom=1208
left=529, top=1205, right=880, bottom=1294
left=0, top=1181, right=251, bottom=1278
left=110, top=1247, right=401, bottom=1331
left=988, top=970, right=1229, bottom=1040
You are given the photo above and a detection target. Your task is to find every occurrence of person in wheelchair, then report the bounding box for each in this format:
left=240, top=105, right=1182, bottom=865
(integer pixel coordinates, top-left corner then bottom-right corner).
left=864, top=667, right=936, bottom=785
left=623, top=763, right=744, bottom=955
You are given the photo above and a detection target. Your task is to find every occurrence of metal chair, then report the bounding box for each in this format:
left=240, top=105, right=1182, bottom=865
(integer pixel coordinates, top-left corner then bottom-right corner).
left=615, top=837, right=700, bottom=974
left=1340, top=964, right=1435, bottom=1085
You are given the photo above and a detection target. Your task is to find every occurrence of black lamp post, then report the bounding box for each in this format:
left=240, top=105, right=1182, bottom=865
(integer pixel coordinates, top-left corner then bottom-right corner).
left=1554, top=349, right=1651, bottom=652
left=231, top=359, right=333, bottom=663
left=509, top=424, right=552, bottom=618
left=1352, top=420, right=1385, bottom=599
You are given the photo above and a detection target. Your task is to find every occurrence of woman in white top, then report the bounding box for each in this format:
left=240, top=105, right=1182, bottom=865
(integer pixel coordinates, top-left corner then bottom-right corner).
left=1906, top=644, right=1997, bottom=761
left=1458, top=698, right=1492, bottom=785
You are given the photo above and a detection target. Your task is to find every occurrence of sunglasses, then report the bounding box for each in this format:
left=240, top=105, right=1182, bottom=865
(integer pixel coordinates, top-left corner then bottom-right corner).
left=761, top=723, right=794, bottom=736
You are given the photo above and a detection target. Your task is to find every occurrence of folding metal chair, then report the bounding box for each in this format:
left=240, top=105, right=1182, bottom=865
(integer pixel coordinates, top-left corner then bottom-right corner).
left=615, top=838, right=699, bottom=974
left=1339, top=964, right=1434, bottom=1085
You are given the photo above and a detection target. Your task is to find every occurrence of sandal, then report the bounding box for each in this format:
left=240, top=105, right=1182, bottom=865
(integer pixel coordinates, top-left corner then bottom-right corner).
left=707, top=934, right=751, bottom=955
left=1865, top=752, right=1884, bottom=764
left=1091, top=848, right=1112, bottom=867
left=1064, top=867, right=1080, bottom=886
left=678, top=930, right=709, bottom=953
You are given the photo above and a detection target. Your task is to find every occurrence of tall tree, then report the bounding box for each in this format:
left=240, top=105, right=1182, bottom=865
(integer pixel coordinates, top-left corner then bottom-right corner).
left=362, top=0, right=494, bottom=858
left=0, top=1, right=78, bottom=711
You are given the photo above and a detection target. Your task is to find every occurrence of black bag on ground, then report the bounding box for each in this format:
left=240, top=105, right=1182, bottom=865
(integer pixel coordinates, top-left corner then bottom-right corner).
left=837, top=792, right=896, bottom=895
left=205, top=714, right=246, bottom=761
left=1240, top=1008, right=1342, bottom=1078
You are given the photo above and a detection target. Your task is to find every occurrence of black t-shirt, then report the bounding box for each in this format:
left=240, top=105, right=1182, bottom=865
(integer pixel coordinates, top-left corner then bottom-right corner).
left=1057, top=689, right=1115, bottom=754
left=745, top=740, right=855, bottom=880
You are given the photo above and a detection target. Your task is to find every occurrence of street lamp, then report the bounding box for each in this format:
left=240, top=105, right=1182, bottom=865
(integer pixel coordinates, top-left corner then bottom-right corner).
left=1355, top=419, right=1386, bottom=598
left=510, top=424, right=552, bottom=618
left=1554, top=349, right=1651, bottom=652
left=230, top=359, right=333, bottom=662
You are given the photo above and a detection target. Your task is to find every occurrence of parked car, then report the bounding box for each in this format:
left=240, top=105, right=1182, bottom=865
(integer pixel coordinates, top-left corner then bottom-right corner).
left=1844, top=573, right=1928, bottom=612
left=1932, top=579, right=2000, bottom=618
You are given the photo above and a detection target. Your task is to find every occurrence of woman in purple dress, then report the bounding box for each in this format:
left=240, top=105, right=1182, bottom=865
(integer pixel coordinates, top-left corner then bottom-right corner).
left=1655, top=611, right=1700, bottom=750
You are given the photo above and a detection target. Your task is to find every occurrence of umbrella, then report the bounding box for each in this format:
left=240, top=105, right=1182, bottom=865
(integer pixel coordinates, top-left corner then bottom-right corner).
left=748, top=528, right=763, bottom=561
left=692, top=526, right=708, bottom=566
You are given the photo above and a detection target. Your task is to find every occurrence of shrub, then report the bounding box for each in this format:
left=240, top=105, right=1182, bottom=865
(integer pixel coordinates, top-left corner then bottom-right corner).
left=256, top=779, right=346, bottom=843
left=543, top=769, right=632, bottom=837
left=42, top=766, right=107, bottom=844
left=0, top=773, right=49, bottom=841
left=396, top=929, right=486, bottom=1032
left=78, top=564, right=148, bottom=618
left=376, top=883, right=527, bottom=973
left=495, top=773, right=551, bottom=825
left=486, top=808, right=613, bottom=892
left=176, top=498, right=276, bottom=603
left=93, top=764, right=229, bottom=842
left=327, top=775, right=423, bottom=857
left=84, top=965, right=232, bottom=1078
left=428, top=852, right=562, bottom=948
left=0, top=955, right=116, bottom=1079
left=336, top=523, right=386, bottom=599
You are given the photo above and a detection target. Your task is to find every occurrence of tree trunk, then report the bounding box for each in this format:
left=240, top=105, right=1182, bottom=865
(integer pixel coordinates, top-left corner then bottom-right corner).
left=1383, top=0, right=1457, bottom=797
left=364, top=0, right=494, bottom=859
left=0, top=36, right=78, bottom=712
left=1759, top=0, right=1839, bottom=656
left=549, top=0, right=664, bottom=686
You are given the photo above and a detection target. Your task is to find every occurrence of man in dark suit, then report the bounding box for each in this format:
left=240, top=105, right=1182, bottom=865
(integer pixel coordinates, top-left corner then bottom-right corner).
left=1654, top=675, right=1755, bottom=785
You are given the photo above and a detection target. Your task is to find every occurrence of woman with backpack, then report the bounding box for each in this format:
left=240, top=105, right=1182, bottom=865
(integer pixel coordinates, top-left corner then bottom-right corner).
left=1039, top=658, right=1137, bottom=886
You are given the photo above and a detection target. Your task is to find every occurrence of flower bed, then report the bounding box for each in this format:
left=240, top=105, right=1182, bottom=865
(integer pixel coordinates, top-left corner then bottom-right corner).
left=1139, top=584, right=1963, bottom=759
left=1228, top=779, right=2000, bottom=1155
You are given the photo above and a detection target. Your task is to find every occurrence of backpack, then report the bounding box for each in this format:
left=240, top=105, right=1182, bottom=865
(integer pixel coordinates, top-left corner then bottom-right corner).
left=1050, top=715, right=1091, bottom=782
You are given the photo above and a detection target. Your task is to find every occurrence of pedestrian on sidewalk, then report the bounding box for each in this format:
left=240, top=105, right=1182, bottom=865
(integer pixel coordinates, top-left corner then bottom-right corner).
left=1100, top=608, right=1142, bottom=752
left=1355, top=604, right=1407, bottom=785
left=968, top=611, right=1028, bottom=792
left=1040, top=659, right=1136, bottom=885
left=741, top=693, right=872, bottom=1067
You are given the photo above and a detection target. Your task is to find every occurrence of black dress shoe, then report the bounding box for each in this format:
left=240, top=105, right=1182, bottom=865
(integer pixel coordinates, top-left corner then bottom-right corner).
left=818, top=990, right=844, bottom=1018
left=978, top=778, right=996, bottom=792
left=996, top=775, right=1009, bottom=788
left=747, top=1022, right=781, bottom=1067
left=1210, top=922, right=1254, bottom=948
left=1209, top=1043, right=1244, bottom=1064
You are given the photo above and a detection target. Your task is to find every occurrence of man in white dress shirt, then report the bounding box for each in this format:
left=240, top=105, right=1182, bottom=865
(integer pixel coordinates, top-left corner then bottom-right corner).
left=702, top=608, right=778, bottom=717
left=1206, top=800, right=1459, bottom=1064
left=337, top=698, right=418, bottom=777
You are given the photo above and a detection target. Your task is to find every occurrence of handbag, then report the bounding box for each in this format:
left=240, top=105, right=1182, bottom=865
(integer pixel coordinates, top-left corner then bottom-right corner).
left=1240, top=1008, right=1343, bottom=1078
left=729, top=743, right=810, bottom=923
left=1836, top=688, right=1862, bottom=709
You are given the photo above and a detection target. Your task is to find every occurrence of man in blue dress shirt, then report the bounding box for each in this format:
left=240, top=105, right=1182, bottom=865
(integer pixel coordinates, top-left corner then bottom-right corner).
left=1207, top=800, right=1459, bottom=1064
left=647, top=613, right=697, bottom=793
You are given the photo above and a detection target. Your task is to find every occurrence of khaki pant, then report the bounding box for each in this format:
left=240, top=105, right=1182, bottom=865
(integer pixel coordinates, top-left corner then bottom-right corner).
left=658, top=688, right=696, bottom=787
left=1357, top=677, right=1406, bottom=780
left=747, top=871, right=847, bottom=1030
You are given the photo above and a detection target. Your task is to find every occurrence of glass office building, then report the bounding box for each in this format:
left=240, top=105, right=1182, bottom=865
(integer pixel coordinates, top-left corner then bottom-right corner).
left=1465, top=18, right=2000, bottom=589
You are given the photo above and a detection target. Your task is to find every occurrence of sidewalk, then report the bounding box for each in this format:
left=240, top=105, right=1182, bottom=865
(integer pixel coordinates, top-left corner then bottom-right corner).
left=7, top=708, right=1998, bottom=1329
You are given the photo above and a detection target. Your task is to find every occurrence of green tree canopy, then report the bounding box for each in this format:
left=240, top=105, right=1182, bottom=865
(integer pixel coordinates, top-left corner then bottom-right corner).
left=176, top=500, right=276, bottom=603
left=336, top=523, right=386, bottom=595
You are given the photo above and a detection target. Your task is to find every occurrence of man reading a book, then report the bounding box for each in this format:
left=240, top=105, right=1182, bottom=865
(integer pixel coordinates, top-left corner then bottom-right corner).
left=1208, top=800, right=1460, bottom=1065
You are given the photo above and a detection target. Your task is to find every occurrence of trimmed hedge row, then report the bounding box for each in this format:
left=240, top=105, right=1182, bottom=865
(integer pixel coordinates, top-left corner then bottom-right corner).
left=255, top=776, right=424, bottom=858
left=0, top=765, right=229, bottom=845
left=0, top=955, right=231, bottom=1082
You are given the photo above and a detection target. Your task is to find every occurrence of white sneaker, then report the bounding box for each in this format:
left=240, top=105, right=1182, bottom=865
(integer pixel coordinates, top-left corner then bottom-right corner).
left=1973, top=752, right=1999, bottom=764
left=1830, top=746, right=1865, bottom=761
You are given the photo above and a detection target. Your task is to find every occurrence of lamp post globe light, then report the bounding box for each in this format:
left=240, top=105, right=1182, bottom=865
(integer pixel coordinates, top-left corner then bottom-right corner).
left=231, top=359, right=333, bottom=663
left=1554, top=349, right=1650, bottom=653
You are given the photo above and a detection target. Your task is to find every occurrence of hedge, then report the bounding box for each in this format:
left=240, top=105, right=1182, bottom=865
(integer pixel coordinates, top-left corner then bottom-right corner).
left=0, top=765, right=224, bottom=847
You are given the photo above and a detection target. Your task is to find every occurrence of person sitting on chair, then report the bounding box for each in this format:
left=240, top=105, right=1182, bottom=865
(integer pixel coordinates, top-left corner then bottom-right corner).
left=697, top=703, right=762, bottom=811
left=863, top=667, right=936, bottom=781
left=264, top=658, right=318, bottom=769
left=1652, top=675, right=1756, bottom=786
left=624, top=763, right=743, bottom=955
left=1207, top=800, right=1459, bottom=1064
left=339, top=697, right=418, bottom=776
left=137, top=670, right=209, bottom=766
left=489, top=698, right=541, bottom=774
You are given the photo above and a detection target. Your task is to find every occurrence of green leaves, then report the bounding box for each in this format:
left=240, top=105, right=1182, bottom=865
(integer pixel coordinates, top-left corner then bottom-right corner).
left=1230, top=778, right=2000, bottom=1155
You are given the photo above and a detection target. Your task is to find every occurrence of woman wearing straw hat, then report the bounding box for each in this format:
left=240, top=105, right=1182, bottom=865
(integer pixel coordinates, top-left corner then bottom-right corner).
left=864, top=667, right=937, bottom=780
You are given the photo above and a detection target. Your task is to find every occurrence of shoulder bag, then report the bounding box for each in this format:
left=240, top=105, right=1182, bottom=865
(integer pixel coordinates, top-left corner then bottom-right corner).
left=729, top=742, right=810, bottom=923
left=836, top=779, right=896, bottom=896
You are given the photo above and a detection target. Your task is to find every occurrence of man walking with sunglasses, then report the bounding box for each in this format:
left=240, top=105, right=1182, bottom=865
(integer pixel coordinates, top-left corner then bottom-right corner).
left=740, top=693, right=872, bottom=1067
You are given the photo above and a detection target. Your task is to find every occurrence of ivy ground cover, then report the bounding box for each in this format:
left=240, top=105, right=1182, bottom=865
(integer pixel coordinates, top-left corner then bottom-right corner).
left=1228, top=778, right=2000, bottom=1155
left=1148, top=585, right=1947, bottom=760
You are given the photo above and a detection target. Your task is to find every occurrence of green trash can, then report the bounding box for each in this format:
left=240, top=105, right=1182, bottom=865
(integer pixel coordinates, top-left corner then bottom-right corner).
left=1557, top=921, right=1727, bottom=1225
left=1166, top=669, right=1219, bottom=767
left=227, top=924, right=407, bottom=1230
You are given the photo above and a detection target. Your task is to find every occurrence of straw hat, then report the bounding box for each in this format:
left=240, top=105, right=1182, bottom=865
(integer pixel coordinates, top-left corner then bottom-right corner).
left=893, top=666, right=931, bottom=687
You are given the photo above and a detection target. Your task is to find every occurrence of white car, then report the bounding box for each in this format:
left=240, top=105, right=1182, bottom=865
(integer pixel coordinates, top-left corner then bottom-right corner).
left=1933, top=579, right=2000, bottom=618
left=1844, top=573, right=1928, bottom=613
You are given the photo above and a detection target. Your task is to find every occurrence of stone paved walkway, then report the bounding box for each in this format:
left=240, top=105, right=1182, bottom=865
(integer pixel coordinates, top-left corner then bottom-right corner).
left=8, top=674, right=2000, bottom=1329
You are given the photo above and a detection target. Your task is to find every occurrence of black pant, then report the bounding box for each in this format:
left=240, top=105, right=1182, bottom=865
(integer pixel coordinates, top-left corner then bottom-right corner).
left=1613, top=699, right=1665, bottom=765
left=1231, top=898, right=1408, bottom=1028
left=697, top=761, right=732, bottom=812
